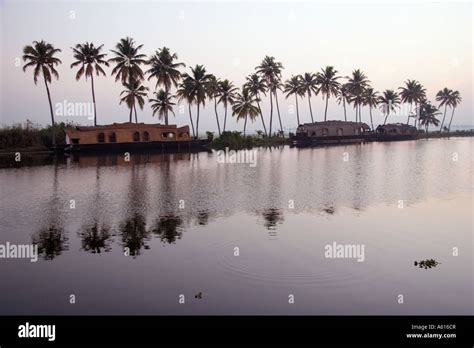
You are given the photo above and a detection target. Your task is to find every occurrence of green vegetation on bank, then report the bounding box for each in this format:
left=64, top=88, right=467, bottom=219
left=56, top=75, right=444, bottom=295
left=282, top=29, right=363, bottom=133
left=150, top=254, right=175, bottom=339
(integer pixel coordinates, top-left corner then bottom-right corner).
left=0, top=122, right=72, bottom=152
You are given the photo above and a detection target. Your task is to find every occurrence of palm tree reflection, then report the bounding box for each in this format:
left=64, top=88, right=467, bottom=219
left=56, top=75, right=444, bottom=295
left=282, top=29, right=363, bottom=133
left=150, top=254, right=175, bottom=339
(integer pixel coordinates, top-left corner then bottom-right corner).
left=261, top=208, right=284, bottom=231
left=33, top=223, right=68, bottom=260
left=120, top=213, right=150, bottom=257
left=152, top=215, right=183, bottom=244
left=79, top=222, right=112, bottom=254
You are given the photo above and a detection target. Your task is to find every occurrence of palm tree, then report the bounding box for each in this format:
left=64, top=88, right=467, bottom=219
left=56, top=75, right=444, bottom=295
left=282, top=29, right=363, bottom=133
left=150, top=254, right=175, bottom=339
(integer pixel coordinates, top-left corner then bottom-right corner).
left=435, top=88, right=453, bottom=131
left=300, top=72, right=319, bottom=123
left=232, top=88, right=260, bottom=136
left=150, top=89, right=176, bottom=123
left=363, top=88, right=379, bottom=130
left=346, top=69, right=370, bottom=122
left=206, top=75, right=222, bottom=135
left=145, top=47, right=184, bottom=125
left=120, top=80, right=148, bottom=123
left=317, top=66, right=341, bottom=121
left=182, top=65, right=211, bottom=139
left=337, top=83, right=350, bottom=122
left=399, top=80, right=426, bottom=125
left=418, top=101, right=441, bottom=132
left=378, top=89, right=401, bottom=125
left=256, top=56, right=283, bottom=136
left=447, top=90, right=462, bottom=133
left=284, top=75, right=303, bottom=125
left=217, top=79, right=238, bottom=132
left=22, top=40, right=62, bottom=146
left=176, top=76, right=196, bottom=137
left=244, top=73, right=268, bottom=136
left=268, top=79, right=284, bottom=136
left=109, top=37, right=146, bottom=84
left=70, top=42, right=109, bottom=126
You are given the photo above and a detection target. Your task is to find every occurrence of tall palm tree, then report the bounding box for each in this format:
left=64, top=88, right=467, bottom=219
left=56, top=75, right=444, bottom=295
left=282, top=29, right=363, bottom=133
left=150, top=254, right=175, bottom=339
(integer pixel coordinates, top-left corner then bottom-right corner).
left=418, top=101, right=441, bottom=132
left=108, top=37, right=146, bottom=84
left=284, top=75, right=303, bottom=125
left=206, top=75, right=222, bottom=135
left=399, top=80, right=426, bottom=125
left=176, top=76, right=196, bottom=137
left=70, top=42, right=109, bottom=126
left=447, top=90, right=462, bottom=132
left=145, top=47, right=184, bottom=125
left=217, top=79, right=238, bottom=132
left=378, top=89, right=401, bottom=125
left=120, top=80, right=148, bottom=123
left=300, top=72, right=319, bottom=123
left=268, top=79, right=284, bottom=136
left=435, top=87, right=453, bottom=131
left=149, top=89, right=176, bottom=123
left=244, top=73, right=267, bottom=136
left=256, top=56, right=283, bottom=136
left=22, top=40, right=62, bottom=146
left=232, top=88, right=260, bottom=136
left=363, top=88, right=379, bottom=130
left=317, top=66, right=341, bottom=121
left=337, top=83, right=350, bottom=122
left=182, top=65, right=211, bottom=139
left=346, top=69, right=370, bottom=122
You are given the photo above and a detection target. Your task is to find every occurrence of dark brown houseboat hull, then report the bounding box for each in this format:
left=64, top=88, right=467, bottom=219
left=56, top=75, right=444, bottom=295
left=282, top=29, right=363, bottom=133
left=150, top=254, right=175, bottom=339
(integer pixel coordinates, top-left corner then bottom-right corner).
left=63, top=140, right=210, bottom=153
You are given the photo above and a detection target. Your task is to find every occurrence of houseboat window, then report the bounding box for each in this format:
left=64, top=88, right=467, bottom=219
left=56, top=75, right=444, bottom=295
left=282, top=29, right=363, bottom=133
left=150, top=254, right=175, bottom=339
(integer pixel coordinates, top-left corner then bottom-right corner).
left=133, top=132, right=140, bottom=142
left=143, top=131, right=149, bottom=141
left=389, top=128, right=398, bottom=134
left=72, top=138, right=80, bottom=144
left=311, top=131, right=316, bottom=136
left=162, top=132, right=175, bottom=139
left=337, top=128, right=343, bottom=136
left=179, top=132, right=189, bottom=138
left=322, top=128, right=329, bottom=136
left=98, top=132, right=105, bottom=143
left=109, top=132, right=116, bottom=143
left=354, top=128, right=360, bottom=135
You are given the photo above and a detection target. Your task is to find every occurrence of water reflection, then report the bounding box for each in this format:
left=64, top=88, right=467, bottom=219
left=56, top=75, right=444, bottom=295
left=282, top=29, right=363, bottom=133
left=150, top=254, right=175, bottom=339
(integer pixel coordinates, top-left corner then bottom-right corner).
left=32, top=166, right=68, bottom=260
left=260, top=208, right=284, bottom=231
left=79, top=222, right=112, bottom=254
left=120, top=213, right=150, bottom=257
left=151, top=215, right=184, bottom=244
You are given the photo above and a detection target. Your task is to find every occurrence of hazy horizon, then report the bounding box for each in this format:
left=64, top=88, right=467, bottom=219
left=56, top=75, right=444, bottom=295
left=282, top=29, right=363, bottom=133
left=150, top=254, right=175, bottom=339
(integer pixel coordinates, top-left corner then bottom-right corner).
left=0, top=0, right=472, bottom=134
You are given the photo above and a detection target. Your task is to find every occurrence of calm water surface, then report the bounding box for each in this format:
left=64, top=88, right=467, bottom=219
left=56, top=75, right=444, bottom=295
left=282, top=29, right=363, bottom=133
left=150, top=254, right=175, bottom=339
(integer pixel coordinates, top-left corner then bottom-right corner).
left=0, top=138, right=473, bottom=314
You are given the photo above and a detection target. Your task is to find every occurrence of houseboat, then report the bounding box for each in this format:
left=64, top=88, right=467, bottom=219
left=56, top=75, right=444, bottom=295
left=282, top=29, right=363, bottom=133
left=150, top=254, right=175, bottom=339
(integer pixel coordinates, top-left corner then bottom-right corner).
left=290, top=121, right=418, bottom=146
left=64, top=122, right=207, bottom=152
left=291, top=121, right=371, bottom=145
left=375, top=123, right=418, bottom=141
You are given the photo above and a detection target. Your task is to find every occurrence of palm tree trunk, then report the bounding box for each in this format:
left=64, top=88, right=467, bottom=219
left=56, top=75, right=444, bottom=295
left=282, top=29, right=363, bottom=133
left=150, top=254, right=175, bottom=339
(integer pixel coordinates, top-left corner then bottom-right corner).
left=274, top=91, right=283, bottom=137
left=324, top=95, right=329, bottom=121
left=214, top=97, right=221, bottom=135
left=440, top=104, right=447, bottom=131
left=307, top=92, right=314, bottom=123
left=447, top=107, right=456, bottom=133
left=369, top=107, right=374, bottom=130
left=343, top=99, right=347, bottom=122
left=196, top=103, right=200, bottom=139
left=91, top=74, right=97, bottom=126
left=269, top=92, right=274, bottom=137
left=43, top=74, right=56, bottom=146
left=358, top=105, right=362, bottom=123
left=164, top=87, right=169, bottom=126
left=256, top=94, right=267, bottom=136
left=129, top=104, right=133, bottom=123
left=295, top=94, right=300, bottom=125
left=188, top=103, right=195, bottom=138
left=355, top=105, right=358, bottom=122
left=223, top=104, right=228, bottom=132
left=134, top=103, right=138, bottom=124
left=244, top=115, right=247, bottom=136
left=384, top=112, right=389, bottom=125
left=406, top=103, right=412, bottom=125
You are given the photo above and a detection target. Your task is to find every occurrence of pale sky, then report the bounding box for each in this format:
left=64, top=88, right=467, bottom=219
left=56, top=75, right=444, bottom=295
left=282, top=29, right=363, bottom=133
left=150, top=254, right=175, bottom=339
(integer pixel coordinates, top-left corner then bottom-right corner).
left=0, top=0, right=472, bottom=134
